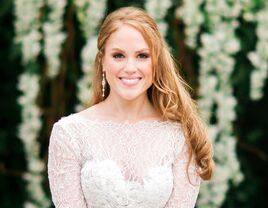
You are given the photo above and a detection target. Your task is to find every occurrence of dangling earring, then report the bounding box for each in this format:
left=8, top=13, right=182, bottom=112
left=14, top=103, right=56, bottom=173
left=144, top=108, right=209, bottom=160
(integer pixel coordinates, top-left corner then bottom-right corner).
left=102, top=71, right=106, bottom=97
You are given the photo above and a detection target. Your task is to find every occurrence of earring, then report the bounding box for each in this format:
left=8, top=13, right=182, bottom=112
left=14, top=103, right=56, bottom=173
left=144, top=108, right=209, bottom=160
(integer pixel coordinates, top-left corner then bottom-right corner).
left=102, top=71, right=106, bottom=97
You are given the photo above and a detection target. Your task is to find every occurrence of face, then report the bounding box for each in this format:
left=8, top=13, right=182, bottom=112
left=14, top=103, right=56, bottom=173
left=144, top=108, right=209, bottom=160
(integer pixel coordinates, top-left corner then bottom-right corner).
left=102, top=24, right=153, bottom=101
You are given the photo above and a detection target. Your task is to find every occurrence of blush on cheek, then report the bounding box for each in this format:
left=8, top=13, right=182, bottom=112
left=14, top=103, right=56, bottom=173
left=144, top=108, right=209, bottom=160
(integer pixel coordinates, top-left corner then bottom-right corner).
left=105, top=60, right=125, bottom=74
left=141, top=64, right=152, bottom=75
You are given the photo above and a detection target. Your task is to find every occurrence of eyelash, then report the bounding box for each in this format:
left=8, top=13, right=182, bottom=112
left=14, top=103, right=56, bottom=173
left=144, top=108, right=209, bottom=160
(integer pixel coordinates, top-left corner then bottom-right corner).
left=138, top=53, right=149, bottom=59
left=112, top=53, right=150, bottom=59
left=112, top=53, right=124, bottom=59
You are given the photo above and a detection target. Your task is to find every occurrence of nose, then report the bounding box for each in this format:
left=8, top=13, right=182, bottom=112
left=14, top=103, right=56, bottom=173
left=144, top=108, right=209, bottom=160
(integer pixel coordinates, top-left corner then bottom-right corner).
left=124, top=58, right=137, bottom=73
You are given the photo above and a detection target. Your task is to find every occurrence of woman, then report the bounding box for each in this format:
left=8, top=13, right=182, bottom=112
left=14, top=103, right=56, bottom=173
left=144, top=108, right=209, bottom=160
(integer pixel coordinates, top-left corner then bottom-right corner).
left=48, top=6, right=214, bottom=208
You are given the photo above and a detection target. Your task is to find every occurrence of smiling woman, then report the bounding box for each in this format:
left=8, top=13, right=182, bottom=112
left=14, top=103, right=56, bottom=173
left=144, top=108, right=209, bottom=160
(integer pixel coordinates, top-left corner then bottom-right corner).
left=47, top=6, right=215, bottom=208
left=102, top=24, right=153, bottom=101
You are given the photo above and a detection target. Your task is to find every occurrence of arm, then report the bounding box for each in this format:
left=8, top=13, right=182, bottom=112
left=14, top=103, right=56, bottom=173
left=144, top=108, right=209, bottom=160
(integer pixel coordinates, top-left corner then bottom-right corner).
left=165, top=138, right=201, bottom=208
left=47, top=123, right=88, bottom=208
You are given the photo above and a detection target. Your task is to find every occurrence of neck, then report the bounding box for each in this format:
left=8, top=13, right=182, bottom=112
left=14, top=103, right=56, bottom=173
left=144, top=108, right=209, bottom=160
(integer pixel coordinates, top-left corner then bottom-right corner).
left=102, top=93, right=156, bottom=121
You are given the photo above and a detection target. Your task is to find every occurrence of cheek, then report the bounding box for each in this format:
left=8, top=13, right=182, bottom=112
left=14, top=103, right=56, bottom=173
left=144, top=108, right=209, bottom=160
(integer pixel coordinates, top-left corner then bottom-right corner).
left=103, top=58, right=120, bottom=75
left=142, top=61, right=153, bottom=79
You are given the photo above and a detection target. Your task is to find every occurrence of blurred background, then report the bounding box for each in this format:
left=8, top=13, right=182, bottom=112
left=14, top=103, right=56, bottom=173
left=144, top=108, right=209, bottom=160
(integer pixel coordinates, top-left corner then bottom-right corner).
left=0, top=0, right=267, bottom=207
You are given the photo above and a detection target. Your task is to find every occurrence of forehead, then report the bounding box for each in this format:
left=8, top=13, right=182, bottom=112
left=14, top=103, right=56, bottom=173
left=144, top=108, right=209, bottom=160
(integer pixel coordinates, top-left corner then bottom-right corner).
left=105, top=24, right=149, bottom=51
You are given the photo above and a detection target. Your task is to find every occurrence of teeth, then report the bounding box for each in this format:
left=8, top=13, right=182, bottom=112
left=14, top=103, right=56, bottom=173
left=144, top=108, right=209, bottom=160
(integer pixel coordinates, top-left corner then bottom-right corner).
left=120, top=78, right=141, bottom=86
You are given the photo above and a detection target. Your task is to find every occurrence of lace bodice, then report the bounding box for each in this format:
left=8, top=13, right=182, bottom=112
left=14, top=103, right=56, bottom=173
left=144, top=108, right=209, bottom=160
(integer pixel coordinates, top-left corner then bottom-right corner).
left=47, top=113, right=201, bottom=208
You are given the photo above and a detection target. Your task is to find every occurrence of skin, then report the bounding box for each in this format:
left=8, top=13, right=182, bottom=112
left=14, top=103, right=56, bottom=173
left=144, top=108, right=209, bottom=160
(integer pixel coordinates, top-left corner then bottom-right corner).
left=79, top=25, right=161, bottom=122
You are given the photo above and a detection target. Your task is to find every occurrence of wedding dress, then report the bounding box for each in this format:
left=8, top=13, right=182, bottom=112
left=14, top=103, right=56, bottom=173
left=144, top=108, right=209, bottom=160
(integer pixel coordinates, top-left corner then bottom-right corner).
left=48, top=113, right=201, bottom=208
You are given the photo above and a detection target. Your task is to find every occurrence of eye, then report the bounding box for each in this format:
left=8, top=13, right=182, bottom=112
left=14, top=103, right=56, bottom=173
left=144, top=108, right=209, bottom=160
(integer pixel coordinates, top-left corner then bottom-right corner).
left=137, top=53, right=149, bottom=59
left=112, top=53, right=124, bottom=59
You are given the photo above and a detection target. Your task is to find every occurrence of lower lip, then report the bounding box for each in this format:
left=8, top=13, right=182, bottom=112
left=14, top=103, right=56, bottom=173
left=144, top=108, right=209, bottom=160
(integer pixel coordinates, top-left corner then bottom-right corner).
left=119, top=78, right=142, bottom=87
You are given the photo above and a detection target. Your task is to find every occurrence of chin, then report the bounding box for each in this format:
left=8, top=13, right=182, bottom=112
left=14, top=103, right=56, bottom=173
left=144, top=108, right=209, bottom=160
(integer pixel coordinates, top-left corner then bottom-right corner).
left=120, top=94, right=141, bottom=101
left=117, top=91, right=146, bottom=101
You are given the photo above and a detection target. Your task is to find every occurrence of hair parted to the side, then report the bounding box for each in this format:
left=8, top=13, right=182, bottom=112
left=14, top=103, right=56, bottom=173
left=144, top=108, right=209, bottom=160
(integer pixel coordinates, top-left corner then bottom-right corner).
left=89, top=6, right=214, bottom=181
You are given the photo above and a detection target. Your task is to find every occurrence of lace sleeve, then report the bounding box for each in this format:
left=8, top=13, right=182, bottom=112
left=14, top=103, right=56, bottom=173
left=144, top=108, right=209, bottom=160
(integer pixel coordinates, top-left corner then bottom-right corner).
left=165, top=133, right=201, bottom=208
left=47, top=122, right=88, bottom=208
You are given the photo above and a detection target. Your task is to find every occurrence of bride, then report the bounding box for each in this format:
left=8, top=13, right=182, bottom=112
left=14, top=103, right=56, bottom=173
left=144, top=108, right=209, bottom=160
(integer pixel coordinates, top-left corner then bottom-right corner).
left=47, top=6, right=214, bottom=208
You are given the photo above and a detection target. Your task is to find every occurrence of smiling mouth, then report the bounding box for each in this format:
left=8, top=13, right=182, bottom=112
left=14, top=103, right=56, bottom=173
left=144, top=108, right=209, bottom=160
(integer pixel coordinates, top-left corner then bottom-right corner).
left=119, top=77, right=142, bottom=87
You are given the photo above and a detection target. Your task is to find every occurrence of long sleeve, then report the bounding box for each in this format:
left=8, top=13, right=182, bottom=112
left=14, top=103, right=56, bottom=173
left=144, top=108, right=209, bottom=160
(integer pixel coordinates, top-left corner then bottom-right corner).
left=47, top=122, right=88, bottom=208
left=165, top=137, right=201, bottom=208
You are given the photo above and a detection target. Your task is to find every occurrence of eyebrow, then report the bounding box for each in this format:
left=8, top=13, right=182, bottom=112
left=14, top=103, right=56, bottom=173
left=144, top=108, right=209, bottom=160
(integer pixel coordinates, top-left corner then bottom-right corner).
left=111, top=48, right=150, bottom=53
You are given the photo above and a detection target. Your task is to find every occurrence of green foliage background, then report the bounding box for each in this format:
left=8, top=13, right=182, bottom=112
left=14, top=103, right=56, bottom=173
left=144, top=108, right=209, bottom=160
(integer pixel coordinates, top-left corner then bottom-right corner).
left=0, top=0, right=267, bottom=207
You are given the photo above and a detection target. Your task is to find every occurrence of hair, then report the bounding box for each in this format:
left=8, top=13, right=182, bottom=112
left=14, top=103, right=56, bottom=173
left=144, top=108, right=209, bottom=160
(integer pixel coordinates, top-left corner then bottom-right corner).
left=89, top=6, right=214, bottom=181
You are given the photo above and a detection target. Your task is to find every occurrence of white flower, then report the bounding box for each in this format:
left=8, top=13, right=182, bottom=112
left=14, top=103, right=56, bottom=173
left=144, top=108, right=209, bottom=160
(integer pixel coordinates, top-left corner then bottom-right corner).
left=145, top=0, right=172, bottom=20
left=75, top=0, right=107, bottom=111
left=192, top=1, right=244, bottom=206
left=224, top=38, right=240, bottom=54
left=28, top=158, right=45, bottom=173
left=81, top=36, right=98, bottom=73
left=43, top=0, right=67, bottom=78
left=243, top=12, right=255, bottom=21
left=24, top=202, right=37, bottom=208
left=157, top=21, right=168, bottom=37
left=248, top=5, right=268, bottom=100
left=21, top=30, right=41, bottom=63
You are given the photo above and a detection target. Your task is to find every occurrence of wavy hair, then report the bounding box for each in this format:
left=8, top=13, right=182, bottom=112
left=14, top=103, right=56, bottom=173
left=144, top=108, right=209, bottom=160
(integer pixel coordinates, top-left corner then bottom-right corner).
left=89, top=6, right=214, bottom=181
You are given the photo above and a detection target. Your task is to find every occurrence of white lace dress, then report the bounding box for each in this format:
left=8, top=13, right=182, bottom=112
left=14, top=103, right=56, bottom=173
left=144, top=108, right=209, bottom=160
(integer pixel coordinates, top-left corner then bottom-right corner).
left=47, top=113, right=201, bottom=208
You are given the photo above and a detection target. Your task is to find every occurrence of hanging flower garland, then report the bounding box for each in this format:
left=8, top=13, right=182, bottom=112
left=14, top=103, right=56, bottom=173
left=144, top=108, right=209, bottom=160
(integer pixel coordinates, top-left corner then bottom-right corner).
left=247, top=2, right=268, bottom=100
left=14, top=0, right=42, bottom=64
left=14, top=0, right=50, bottom=207
left=176, top=0, right=204, bottom=48
left=197, top=2, right=244, bottom=207
left=145, top=0, right=172, bottom=38
left=177, top=0, right=244, bottom=207
left=43, top=0, right=67, bottom=78
left=74, top=0, right=107, bottom=111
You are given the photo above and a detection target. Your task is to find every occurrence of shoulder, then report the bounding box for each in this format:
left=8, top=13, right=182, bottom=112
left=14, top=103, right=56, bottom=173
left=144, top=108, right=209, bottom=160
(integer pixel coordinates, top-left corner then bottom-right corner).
left=170, top=122, right=187, bottom=156
left=54, top=103, right=99, bottom=126
left=49, top=115, right=83, bottom=161
left=54, top=114, right=77, bottom=128
left=169, top=121, right=184, bottom=140
left=52, top=104, right=101, bottom=134
left=75, top=103, right=105, bottom=120
left=50, top=114, right=84, bottom=147
left=52, top=113, right=87, bottom=140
